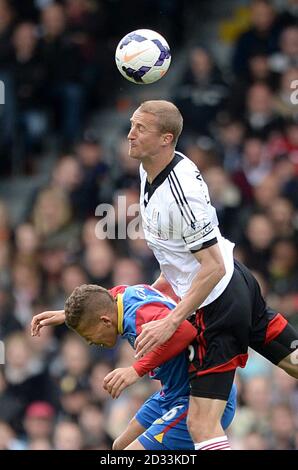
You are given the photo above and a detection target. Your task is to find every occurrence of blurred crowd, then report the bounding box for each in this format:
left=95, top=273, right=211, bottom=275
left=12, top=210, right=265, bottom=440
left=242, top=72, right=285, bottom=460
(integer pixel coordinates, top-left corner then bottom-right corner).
left=0, top=0, right=186, bottom=173
left=0, top=0, right=298, bottom=450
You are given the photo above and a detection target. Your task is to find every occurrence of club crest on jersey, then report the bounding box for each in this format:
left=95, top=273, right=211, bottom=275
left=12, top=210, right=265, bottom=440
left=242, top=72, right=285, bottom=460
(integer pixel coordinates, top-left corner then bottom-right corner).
left=145, top=222, right=169, bottom=240
left=152, top=208, right=159, bottom=224
left=144, top=207, right=169, bottom=240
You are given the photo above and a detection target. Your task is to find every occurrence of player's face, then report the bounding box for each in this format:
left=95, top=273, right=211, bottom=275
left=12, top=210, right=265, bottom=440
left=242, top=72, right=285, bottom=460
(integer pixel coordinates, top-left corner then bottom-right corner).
left=128, top=109, right=165, bottom=160
left=76, top=318, right=117, bottom=348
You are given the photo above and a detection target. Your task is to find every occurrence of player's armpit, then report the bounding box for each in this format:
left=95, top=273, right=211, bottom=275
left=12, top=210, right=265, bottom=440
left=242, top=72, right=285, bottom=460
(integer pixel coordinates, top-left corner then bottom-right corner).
left=133, top=320, right=196, bottom=376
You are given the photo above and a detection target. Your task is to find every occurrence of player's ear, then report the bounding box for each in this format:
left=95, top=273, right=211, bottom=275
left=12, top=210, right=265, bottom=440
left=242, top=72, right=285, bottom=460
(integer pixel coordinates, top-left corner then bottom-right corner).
left=101, top=315, right=112, bottom=327
left=162, top=133, right=174, bottom=145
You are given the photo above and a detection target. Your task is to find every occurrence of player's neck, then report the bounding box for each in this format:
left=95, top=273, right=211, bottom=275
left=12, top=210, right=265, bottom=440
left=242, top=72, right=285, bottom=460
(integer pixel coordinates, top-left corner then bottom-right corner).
left=143, top=151, right=175, bottom=184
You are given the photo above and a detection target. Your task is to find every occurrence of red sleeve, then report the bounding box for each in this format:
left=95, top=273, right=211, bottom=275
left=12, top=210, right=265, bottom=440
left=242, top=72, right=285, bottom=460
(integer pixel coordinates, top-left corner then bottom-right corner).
left=109, top=285, right=128, bottom=298
left=135, top=303, right=176, bottom=335
left=133, top=319, right=197, bottom=377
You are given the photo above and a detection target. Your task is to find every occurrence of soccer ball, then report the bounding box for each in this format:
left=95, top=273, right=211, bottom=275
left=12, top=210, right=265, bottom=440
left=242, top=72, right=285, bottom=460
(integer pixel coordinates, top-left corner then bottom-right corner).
left=115, top=29, right=171, bottom=85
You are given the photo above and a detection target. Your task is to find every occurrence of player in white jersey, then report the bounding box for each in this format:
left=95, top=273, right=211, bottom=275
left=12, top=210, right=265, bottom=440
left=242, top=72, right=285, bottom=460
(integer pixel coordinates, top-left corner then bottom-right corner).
left=139, top=150, right=235, bottom=305
left=128, top=100, right=298, bottom=451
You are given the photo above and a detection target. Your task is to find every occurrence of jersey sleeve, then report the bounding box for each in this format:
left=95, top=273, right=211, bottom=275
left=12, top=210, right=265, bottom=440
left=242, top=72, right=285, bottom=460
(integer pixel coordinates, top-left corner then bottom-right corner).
left=133, top=303, right=197, bottom=376
left=169, top=167, right=218, bottom=252
left=109, top=285, right=128, bottom=298
left=135, top=302, right=170, bottom=334
left=133, top=320, right=196, bottom=376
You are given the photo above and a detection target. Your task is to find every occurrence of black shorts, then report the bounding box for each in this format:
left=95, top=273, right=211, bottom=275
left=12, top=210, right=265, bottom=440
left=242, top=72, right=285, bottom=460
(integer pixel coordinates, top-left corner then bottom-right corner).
left=189, top=260, right=298, bottom=400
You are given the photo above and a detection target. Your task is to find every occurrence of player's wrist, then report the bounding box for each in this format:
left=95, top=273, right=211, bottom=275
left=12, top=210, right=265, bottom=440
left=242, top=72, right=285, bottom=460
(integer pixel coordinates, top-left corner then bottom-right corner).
left=129, top=366, right=139, bottom=376
left=132, top=362, right=146, bottom=377
left=167, top=313, right=181, bottom=330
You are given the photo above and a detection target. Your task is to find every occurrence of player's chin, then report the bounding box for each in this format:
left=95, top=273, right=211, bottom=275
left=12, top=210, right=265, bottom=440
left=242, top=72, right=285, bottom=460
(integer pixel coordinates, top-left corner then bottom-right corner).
left=129, top=147, right=140, bottom=159
left=103, top=338, right=117, bottom=348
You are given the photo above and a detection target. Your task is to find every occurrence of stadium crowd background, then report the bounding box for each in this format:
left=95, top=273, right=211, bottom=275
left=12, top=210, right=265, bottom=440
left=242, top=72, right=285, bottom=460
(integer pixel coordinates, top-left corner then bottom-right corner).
left=0, top=0, right=298, bottom=450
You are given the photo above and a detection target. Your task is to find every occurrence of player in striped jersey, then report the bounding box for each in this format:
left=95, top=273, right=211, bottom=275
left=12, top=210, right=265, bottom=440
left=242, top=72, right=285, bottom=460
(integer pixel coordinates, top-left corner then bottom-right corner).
left=31, top=283, right=237, bottom=450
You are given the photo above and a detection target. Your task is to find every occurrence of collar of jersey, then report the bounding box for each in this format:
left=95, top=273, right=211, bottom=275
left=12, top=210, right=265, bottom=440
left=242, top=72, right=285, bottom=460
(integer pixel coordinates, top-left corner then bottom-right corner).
left=146, top=152, right=182, bottom=188
left=117, top=294, right=124, bottom=334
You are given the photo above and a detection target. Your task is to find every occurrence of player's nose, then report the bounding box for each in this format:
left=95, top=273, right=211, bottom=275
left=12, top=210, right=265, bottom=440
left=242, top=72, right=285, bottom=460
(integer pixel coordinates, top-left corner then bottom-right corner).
left=127, top=128, right=136, bottom=139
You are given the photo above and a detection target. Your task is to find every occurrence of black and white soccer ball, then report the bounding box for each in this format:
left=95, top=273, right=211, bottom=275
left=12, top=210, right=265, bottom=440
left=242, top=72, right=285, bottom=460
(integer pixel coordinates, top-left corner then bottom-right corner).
left=115, top=29, right=171, bottom=84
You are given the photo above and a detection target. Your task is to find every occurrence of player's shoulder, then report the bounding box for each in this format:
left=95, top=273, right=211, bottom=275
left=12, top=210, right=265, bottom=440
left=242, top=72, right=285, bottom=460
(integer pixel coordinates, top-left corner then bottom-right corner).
left=168, top=151, right=202, bottom=195
left=173, top=151, right=198, bottom=177
left=125, top=284, right=170, bottom=306
left=125, top=284, right=154, bottom=298
left=109, top=285, right=128, bottom=298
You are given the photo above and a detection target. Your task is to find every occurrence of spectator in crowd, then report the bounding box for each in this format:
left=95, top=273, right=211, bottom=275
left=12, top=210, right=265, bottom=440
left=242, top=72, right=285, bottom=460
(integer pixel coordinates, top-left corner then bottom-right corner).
left=1, top=0, right=298, bottom=451
left=232, top=0, right=280, bottom=77
left=173, top=46, right=229, bottom=137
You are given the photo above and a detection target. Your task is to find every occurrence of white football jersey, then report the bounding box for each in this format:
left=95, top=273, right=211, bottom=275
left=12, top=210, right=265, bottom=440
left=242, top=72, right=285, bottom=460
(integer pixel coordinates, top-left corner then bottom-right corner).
left=140, top=151, right=235, bottom=306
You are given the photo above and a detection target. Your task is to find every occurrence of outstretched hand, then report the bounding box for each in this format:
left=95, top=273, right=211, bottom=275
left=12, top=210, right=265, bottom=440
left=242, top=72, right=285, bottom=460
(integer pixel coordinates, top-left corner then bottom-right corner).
left=31, top=310, right=65, bottom=337
left=103, top=366, right=139, bottom=399
left=134, top=316, right=177, bottom=359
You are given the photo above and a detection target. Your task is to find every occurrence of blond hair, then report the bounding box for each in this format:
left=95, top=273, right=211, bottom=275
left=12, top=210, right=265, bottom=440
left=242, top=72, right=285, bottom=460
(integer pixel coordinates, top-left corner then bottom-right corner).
left=139, top=100, right=183, bottom=146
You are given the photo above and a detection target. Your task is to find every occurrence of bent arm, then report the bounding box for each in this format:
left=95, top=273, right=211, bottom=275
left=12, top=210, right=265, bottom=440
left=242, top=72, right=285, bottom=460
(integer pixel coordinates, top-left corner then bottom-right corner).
left=134, top=244, right=226, bottom=358
left=165, top=243, right=226, bottom=329
left=103, top=320, right=197, bottom=399
left=133, top=319, right=196, bottom=376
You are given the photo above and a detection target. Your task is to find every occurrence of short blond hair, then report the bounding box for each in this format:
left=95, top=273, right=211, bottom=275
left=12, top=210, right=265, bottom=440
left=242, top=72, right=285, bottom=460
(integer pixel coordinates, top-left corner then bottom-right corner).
left=138, top=100, right=183, bottom=146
